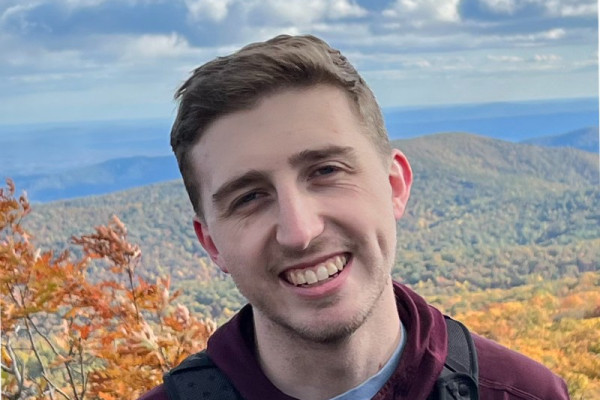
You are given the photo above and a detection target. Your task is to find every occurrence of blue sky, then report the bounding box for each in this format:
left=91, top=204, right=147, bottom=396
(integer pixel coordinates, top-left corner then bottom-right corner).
left=1, top=0, right=598, bottom=124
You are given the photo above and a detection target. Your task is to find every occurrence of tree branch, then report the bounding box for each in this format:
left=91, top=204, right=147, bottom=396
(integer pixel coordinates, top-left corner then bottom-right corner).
left=2, top=338, right=25, bottom=399
left=77, top=339, right=88, bottom=400
left=23, top=318, right=59, bottom=400
left=28, top=315, right=61, bottom=355
left=40, top=372, right=74, bottom=400
left=27, top=315, right=82, bottom=400
left=126, top=251, right=142, bottom=322
left=1, top=390, right=17, bottom=400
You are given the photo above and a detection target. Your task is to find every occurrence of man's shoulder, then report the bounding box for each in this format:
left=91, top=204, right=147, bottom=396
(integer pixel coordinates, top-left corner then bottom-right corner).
left=473, top=334, right=569, bottom=399
left=138, top=384, right=168, bottom=400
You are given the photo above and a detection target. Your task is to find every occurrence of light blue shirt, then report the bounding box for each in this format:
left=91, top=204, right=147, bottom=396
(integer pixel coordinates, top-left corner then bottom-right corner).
left=329, top=322, right=407, bottom=400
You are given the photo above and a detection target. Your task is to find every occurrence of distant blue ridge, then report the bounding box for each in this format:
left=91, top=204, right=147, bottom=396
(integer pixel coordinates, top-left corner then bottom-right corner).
left=522, top=127, right=599, bottom=154
left=1, top=97, right=598, bottom=203
left=8, top=156, right=180, bottom=203
left=383, top=97, right=598, bottom=141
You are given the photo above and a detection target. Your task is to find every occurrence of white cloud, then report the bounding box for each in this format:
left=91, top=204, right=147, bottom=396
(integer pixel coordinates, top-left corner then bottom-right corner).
left=383, top=0, right=461, bottom=24
left=479, top=0, right=517, bottom=14
left=572, top=56, right=598, bottom=69
left=58, top=0, right=161, bottom=10
left=540, top=28, right=566, bottom=40
left=267, top=0, right=367, bottom=22
left=544, top=0, right=597, bottom=17
left=475, top=28, right=567, bottom=48
left=8, top=71, right=85, bottom=83
left=533, top=54, right=562, bottom=62
left=0, top=1, right=46, bottom=32
left=487, top=54, right=523, bottom=62
left=238, top=25, right=303, bottom=43
left=0, top=0, right=596, bottom=123
left=0, top=35, right=95, bottom=71
left=403, top=59, right=431, bottom=68
left=349, top=50, right=475, bottom=75
left=118, top=33, right=199, bottom=60
left=262, top=1, right=331, bottom=25
left=327, top=0, right=367, bottom=18
left=308, top=22, right=373, bottom=47
left=184, top=0, right=233, bottom=22
left=480, top=0, right=597, bottom=17
left=1, top=2, right=39, bottom=23
left=558, top=4, right=597, bottom=16
left=184, top=0, right=367, bottom=24
left=262, top=0, right=367, bottom=22
left=62, top=0, right=108, bottom=8
left=2, top=32, right=206, bottom=88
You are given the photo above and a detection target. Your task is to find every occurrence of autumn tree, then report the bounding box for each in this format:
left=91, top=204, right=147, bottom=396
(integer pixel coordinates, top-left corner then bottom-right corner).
left=439, top=273, right=600, bottom=399
left=1, top=179, right=215, bottom=399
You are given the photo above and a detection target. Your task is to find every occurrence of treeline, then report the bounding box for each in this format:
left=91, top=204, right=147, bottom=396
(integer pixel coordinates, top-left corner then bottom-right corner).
left=2, top=179, right=599, bottom=399
left=16, top=133, right=598, bottom=316
left=427, top=272, right=600, bottom=399
left=1, top=180, right=214, bottom=399
left=22, top=178, right=599, bottom=292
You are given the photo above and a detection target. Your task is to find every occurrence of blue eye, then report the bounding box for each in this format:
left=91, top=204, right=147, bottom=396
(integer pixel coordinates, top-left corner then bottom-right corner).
left=240, top=192, right=259, bottom=204
left=313, top=165, right=338, bottom=176
left=232, top=191, right=262, bottom=210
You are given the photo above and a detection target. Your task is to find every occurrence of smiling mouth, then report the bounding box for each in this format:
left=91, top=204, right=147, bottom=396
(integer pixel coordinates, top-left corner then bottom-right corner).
left=283, top=254, right=349, bottom=287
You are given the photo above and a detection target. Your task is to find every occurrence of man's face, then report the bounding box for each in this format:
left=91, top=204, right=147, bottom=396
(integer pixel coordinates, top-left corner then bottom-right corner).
left=190, top=85, right=412, bottom=343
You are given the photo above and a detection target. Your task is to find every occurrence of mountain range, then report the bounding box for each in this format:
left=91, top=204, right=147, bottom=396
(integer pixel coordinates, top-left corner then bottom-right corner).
left=522, top=127, right=598, bottom=153
left=20, top=132, right=599, bottom=308
left=7, top=126, right=598, bottom=203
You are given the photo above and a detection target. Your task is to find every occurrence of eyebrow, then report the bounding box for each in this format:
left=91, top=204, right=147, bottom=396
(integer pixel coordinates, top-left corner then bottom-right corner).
left=212, top=170, right=268, bottom=208
left=288, top=145, right=356, bottom=168
left=211, top=145, right=357, bottom=209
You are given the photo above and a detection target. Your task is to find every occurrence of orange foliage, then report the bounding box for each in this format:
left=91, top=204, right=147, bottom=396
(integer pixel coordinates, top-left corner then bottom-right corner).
left=1, top=179, right=215, bottom=399
left=449, top=274, right=600, bottom=399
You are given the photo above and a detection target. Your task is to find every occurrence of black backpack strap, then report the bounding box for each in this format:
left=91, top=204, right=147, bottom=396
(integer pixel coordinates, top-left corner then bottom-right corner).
left=428, top=316, right=479, bottom=400
left=165, top=317, right=478, bottom=400
left=163, top=350, right=242, bottom=400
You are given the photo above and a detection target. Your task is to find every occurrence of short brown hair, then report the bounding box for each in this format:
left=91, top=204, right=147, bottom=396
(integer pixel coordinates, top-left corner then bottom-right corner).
left=171, top=34, right=390, bottom=217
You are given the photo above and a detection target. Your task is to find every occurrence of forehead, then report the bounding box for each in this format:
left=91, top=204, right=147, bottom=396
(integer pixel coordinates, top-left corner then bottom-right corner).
left=189, top=86, right=375, bottom=198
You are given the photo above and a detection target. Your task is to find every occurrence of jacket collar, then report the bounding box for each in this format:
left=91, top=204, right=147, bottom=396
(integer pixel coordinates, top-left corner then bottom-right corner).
left=207, top=281, right=447, bottom=400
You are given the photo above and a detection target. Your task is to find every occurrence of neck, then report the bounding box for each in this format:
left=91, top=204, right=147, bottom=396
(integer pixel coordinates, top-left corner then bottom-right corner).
left=253, top=282, right=401, bottom=400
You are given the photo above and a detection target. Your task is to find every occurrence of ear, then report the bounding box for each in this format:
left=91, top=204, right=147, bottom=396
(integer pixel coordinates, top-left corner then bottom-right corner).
left=389, top=149, right=413, bottom=220
left=193, top=216, right=228, bottom=273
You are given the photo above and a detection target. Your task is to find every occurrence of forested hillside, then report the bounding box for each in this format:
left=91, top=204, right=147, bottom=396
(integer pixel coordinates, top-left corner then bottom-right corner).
left=22, top=133, right=598, bottom=298
left=393, top=133, right=599, bottom=291
left=4, top=132, right=600, bottom=398
left=429, top=272, right=600, bottom=398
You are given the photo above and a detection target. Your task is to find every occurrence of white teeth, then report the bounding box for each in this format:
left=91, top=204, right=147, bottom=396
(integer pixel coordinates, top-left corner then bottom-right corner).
left=335, top=256, right=345, bottom=271
left=286, top=255, right=348, bottom=286
left=305, top=270, right=318, bottom=284
left=296, top=272, right=307, bottom=284
left=289, top=272, right=297, bottom=285
left=316, top=265, right=329, bottom=280
left=326, top=262, right=338, bottom=275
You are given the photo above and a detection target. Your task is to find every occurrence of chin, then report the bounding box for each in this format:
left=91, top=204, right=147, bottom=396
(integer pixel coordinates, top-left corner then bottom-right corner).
left=292, top=321, right=364, bottom=344
left=273, top=304, right=374, bottom=344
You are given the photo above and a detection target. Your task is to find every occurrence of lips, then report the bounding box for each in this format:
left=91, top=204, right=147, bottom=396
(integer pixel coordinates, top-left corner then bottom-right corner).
left=283, top=254, right=348, bottom=287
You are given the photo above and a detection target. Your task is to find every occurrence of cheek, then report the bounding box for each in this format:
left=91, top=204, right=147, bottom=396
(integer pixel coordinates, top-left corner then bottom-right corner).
left=214, top=223, right=270, bottom=272
left=356, top=179, right=397, bottom=219
left=352, top=183, right=398, bottom=252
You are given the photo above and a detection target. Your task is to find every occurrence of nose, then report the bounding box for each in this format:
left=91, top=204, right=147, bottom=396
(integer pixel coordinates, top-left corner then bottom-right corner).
left=275, top=189, right=324, bottom=251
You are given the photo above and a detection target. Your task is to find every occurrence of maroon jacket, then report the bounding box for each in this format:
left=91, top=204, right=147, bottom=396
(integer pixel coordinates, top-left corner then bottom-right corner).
left=139, top=282, right=569, bottom=400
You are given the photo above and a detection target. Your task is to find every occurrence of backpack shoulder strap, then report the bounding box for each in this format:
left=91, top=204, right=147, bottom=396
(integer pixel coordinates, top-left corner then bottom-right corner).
left=163, top=350, right=242, bottom=400
left=164, top=317, right=478, bottom=400
left=429, top=316, right=479, bottom=400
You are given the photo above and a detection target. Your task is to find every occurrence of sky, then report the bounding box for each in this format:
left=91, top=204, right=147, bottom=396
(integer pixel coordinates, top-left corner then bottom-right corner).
left=1, top=0, right=598, bottom=125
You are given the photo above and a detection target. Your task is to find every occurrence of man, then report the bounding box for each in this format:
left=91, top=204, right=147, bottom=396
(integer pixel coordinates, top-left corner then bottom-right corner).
left=140, top=35, right=569, bottom=400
